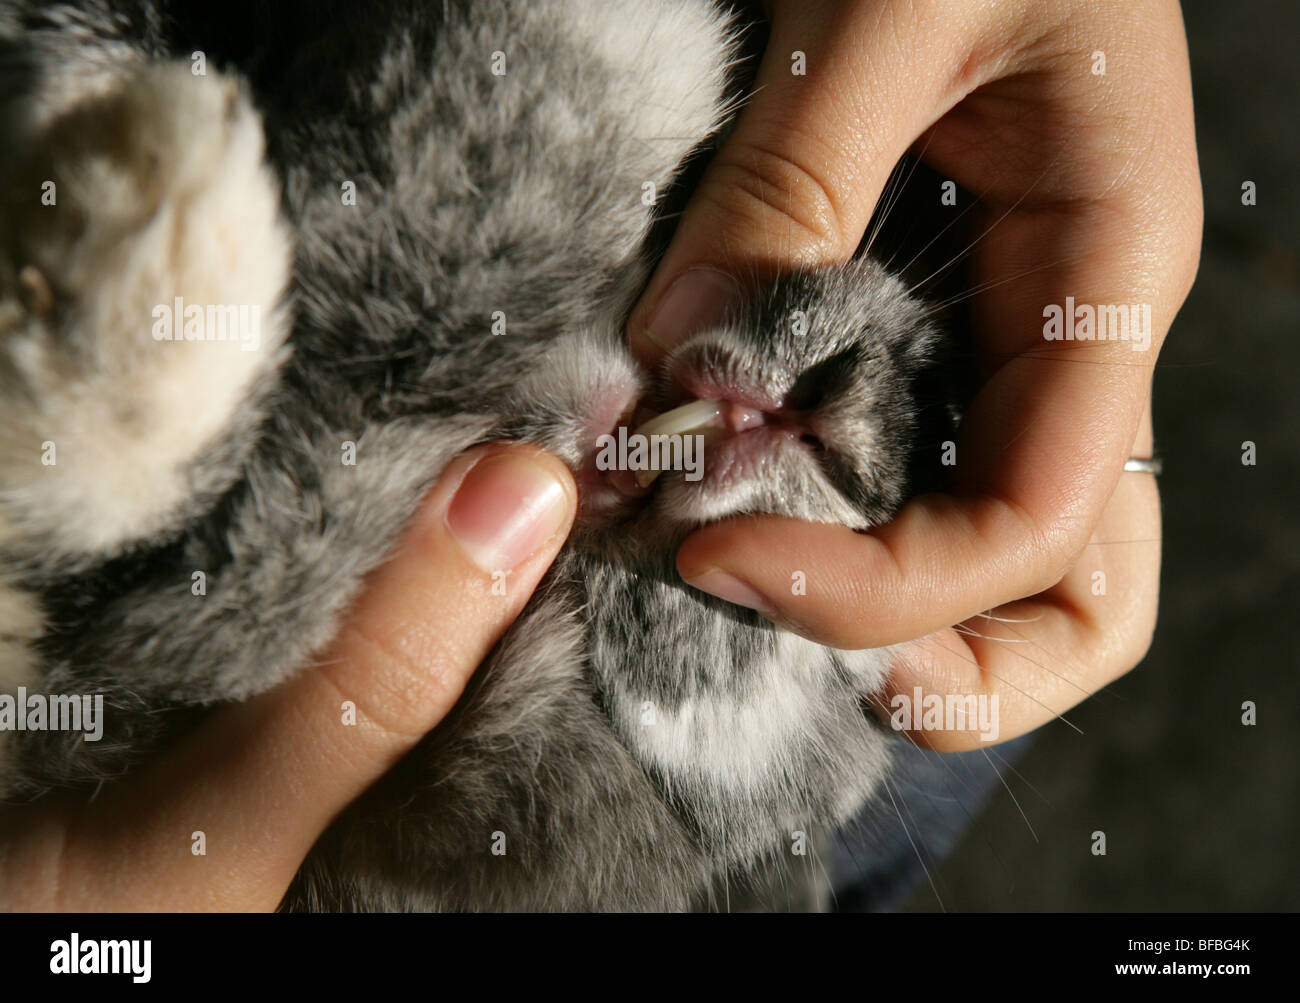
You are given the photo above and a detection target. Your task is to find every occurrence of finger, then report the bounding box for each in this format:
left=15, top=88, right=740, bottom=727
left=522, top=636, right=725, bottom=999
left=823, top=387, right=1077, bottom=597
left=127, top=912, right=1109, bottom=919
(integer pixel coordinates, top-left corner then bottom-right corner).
left=24, top=443, right=576, bottom=911
left=676, top=370, right=1159, bottom=653
left=627, top=0, right=999, bottom=367
left=873, top=441, right=1161, bottom=751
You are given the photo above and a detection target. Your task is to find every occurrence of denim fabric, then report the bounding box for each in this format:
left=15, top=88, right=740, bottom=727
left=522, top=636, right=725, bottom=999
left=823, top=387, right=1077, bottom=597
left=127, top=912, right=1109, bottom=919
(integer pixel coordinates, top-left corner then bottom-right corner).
left=827, top=734, right=1036, bottom=911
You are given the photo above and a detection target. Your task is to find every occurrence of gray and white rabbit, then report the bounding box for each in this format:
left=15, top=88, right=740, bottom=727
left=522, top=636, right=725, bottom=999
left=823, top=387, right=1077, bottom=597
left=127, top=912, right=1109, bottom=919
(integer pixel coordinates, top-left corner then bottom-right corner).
left=0, top=0, right=956, bottom=909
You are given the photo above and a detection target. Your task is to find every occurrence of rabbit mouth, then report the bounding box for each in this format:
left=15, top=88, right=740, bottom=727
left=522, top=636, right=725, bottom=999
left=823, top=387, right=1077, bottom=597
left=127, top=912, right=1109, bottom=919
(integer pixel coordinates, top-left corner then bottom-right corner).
left=621, top=397, right=818, bottom=491
left=592, top=345, right=826, bottom=497
left=582, top=343, right=844, bottom=515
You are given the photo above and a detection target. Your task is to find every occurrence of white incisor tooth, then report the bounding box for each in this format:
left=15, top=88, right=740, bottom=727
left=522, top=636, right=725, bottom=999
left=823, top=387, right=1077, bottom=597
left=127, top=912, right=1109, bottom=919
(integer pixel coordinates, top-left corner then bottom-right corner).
left=634, top=399, right=723, bottom=439
left=631, top=399, right=723, bottom=487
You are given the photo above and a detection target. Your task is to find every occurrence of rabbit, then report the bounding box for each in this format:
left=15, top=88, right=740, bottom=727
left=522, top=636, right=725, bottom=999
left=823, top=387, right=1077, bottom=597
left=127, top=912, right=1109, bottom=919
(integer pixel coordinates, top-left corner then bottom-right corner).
left=0, top=0, right=957, bottom=910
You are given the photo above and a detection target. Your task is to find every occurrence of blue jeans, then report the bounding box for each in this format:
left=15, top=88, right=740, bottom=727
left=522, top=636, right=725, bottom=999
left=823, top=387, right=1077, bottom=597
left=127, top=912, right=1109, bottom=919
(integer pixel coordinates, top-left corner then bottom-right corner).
left=827, top=734, right=1036, bottom=911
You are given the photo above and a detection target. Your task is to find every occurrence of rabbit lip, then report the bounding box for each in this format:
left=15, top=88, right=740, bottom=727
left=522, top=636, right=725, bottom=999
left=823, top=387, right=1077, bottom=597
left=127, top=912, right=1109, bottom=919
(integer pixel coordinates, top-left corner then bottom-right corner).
left=584, top=356, right=821, bottom=498
left=609, top=352, right=822, bottom=488
left=622, top=396, right=818, bottom=489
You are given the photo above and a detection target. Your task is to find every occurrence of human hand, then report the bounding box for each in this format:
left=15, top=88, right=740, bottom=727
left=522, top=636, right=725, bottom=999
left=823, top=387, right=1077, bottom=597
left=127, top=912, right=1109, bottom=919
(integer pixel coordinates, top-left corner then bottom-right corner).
left=0, top=444, right=576, bottom=910
left=627, top=0, right=1201, bottom=749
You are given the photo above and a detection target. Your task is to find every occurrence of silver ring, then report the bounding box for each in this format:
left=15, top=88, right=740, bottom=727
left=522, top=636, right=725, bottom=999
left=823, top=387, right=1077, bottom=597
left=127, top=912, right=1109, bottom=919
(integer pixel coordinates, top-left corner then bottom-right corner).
left=1124, top=456, right=1163, bottom=475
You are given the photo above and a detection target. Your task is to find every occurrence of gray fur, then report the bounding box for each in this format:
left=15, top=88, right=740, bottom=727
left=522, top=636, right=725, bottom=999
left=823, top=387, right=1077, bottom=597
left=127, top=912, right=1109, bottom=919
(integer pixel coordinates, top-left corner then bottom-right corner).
left=0, top=0, right=953, bottom=910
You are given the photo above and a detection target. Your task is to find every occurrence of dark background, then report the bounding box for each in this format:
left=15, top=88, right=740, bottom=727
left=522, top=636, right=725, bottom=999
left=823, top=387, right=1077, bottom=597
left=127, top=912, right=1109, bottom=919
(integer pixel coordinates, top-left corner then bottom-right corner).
left=902, top=0, right=1298, bottom=912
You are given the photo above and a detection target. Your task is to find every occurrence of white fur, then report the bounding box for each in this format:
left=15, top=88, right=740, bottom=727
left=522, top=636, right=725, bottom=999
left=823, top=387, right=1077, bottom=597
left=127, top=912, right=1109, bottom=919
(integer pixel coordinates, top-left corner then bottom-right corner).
left=0, top=63, right=291, bottom=559
left=626, top=633, right=887, bottom=795
left=568, top=0, right=736, bottom=261
left=0, top=584, right=42, bottom=794
left=573, top=0, right=734, bottom=144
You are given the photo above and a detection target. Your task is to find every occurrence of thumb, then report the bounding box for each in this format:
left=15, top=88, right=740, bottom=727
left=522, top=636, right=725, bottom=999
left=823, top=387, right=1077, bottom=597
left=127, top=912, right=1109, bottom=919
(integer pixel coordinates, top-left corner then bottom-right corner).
left=627, top=0, right=978, bottom=367
left=3, top=443, right=576, bottom=911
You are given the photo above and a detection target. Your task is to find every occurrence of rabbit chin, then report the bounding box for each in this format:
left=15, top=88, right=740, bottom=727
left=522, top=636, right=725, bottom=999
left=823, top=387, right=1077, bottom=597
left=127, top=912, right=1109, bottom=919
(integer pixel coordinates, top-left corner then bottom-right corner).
left=651, top=438, right=866, bottom=529
left=578, top=406, right=851, bottom=530
left=598, top=390, right=868, bottom=530
left=574, top=387, right=868, bottom=532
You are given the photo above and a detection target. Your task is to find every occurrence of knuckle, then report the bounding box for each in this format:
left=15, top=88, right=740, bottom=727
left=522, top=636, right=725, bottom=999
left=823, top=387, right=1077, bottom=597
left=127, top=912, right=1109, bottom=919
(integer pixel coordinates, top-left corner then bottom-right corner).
left=703, top=139, right=850, bottom=260
left=326, top=620, right=455, bottom=744
left=997, top=495, right=1089, bottom=595
left=1030, top=537, right=1080, bottom=595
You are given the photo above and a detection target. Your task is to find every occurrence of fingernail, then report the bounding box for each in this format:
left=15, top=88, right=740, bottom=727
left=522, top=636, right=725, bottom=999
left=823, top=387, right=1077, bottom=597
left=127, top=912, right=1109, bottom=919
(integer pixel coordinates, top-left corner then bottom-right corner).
left=446, top=452, right=571, bottom=573
left=683, top=568, right=776, bottom=615
left=644, top=268, right=740, bottom=354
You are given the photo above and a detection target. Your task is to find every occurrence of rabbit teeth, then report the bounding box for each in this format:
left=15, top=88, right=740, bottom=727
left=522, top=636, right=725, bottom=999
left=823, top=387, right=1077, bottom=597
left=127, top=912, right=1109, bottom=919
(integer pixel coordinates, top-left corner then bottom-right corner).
left=627, top=398, right=771, bottom=486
